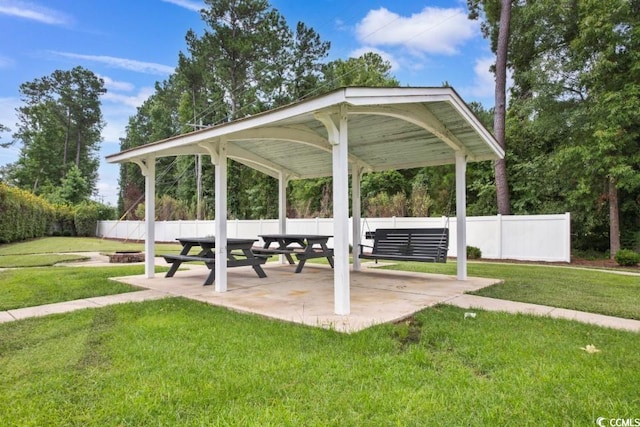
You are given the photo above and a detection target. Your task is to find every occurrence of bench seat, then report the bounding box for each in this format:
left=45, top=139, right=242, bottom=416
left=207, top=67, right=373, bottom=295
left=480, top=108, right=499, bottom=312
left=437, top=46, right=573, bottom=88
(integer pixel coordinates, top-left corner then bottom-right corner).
left=162, top=252, right=267, bottom=285
left=251, top=247, right=300, bottom=255
left=163, top=254, right=215, bottom=264
left=359, top=228, right=448, bottom=264
left=359, top=253, right=437, bottom=262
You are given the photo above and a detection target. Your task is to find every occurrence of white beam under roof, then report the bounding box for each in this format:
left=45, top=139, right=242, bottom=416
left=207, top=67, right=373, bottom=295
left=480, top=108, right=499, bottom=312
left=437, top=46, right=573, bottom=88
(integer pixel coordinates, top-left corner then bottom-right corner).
left=105, top=86, right=504, bottom=316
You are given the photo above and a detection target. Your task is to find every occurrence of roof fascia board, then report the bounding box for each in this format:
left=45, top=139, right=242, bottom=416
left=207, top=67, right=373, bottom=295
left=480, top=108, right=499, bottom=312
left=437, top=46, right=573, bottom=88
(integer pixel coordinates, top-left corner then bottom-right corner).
left=444, top=91, right=505, bottom=159
left=106, top=90, right=348, bottom=164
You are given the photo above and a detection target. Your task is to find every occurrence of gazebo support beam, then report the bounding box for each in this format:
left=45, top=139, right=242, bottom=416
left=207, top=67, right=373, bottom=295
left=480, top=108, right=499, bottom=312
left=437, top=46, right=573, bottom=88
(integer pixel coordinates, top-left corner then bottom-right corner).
left=132, top=157, right=156, bottom=279
left=455, top=151, right=467, bottom=280
left=214, top=140, right=228, bottom=292
left=326, top=104, right=351, bottom=315
left=352, top=166, right=364, bottom=271
left=278, top=172, right=289, bottom=264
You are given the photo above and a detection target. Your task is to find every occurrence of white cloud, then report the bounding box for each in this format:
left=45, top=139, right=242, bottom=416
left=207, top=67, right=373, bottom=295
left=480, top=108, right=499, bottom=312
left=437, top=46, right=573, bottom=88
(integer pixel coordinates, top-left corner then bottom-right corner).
left=459, top=56, right=513, bottom=106
left=349, top=46, right=400, bottom=71
left=160, top=0, right=204, bottom=12
left=50, top=51, right=174, bottom=75
left=0, top=0, right=72, bottom=26
left=101, top=118, right=127, bottom=145
left=0, top=55, right=14, bottom=68
left=95, top=162, right=121, bottom=206
left=102, top=86, right=155, bottom=109
left=98, top=75, right=135, bottom=92
left=0, top=97, right=19, bottom=165
left=356, top=7, right=478, bottom=56
left=467, top=57, right=495, bottom=98
left=101, top=86, right=155, bottom=147
left=334, top=18, right=349, bottom=32
left=0, top=97, right=18, bottom=130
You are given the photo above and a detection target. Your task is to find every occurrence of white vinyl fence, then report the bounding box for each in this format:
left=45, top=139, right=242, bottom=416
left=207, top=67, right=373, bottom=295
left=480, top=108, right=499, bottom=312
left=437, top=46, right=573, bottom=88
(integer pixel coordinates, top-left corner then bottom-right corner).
left=97, top=213, right=571, bottom=263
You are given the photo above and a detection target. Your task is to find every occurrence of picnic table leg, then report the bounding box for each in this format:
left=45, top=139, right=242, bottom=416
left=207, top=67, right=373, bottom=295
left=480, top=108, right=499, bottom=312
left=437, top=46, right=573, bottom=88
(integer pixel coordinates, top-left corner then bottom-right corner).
left=321, top=242, right=334, bottom=268
left=165, top=262, right=182, bottom=278
left=294, top=258, right=307, bottom=274
left=203, top=267, right=216, bottom=286
left=241, top=248, right=267, bottom=278
left=252, top=264, right=267, bottom=278
left=166, top=242, right=195, bottom=278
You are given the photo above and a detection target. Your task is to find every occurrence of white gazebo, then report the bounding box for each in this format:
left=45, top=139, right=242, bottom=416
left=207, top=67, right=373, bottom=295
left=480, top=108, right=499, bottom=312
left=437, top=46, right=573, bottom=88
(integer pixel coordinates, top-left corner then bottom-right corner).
left=106, top=87, right=504, bottom=315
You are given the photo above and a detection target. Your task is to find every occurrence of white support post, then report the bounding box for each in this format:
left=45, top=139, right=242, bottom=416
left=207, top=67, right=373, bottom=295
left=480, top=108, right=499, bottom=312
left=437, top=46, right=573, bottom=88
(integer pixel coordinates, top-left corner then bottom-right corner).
left=278, top=171, right=288, bottom=264
left=214, top=141, right=228, bottom=292
left=455, top=151, right=467, bottom=280
left=278, top=172, right=288, bottom=234
left=564, top=212, right=571, bottom=263
left=352, top=167, right=363, bottom=271
left=143, top=157, right=156, bottom=278
left=332, top=104, right=351, bottom=315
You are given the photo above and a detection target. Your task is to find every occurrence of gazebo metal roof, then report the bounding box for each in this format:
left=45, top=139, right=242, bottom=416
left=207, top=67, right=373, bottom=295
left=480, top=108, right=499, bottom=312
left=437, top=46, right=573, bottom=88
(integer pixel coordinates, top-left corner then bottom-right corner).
left=107, top=87, right=502, bottom=179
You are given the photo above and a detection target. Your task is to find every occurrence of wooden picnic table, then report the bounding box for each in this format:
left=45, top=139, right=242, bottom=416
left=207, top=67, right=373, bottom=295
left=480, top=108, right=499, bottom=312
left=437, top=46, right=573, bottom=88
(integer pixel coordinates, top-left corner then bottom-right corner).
left=255, top=234, right=334, bottom=273
left=162, top=237, right=267, bottom=285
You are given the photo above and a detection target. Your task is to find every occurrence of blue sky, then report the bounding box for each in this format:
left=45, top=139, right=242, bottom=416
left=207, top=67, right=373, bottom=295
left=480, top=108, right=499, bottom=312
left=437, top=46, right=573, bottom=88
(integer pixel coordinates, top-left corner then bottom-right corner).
left=0, top=0, right=495, bottom=205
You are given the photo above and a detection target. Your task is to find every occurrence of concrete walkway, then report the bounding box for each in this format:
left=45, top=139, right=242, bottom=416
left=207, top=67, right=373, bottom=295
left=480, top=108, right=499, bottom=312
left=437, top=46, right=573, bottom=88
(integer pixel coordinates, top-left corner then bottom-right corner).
left=445, top=294, right=640, bottom=333
left=0, top=255, right=638, bottom=333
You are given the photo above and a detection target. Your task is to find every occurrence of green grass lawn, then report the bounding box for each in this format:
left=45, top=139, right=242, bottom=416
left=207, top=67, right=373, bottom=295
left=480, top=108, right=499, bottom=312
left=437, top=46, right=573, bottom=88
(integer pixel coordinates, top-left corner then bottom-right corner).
left=1, top=298, right=638, bottom=426
left=0, top=266, right=161, bottom=311
left=0, top=237, right=182, bottom=267
left=0, top=253, right=90, bottom=268
left=383, top=261, right=640, bottom=320
left=0, top=236, right=181, bottom=256
left=1, top=237, right=639, bottom=424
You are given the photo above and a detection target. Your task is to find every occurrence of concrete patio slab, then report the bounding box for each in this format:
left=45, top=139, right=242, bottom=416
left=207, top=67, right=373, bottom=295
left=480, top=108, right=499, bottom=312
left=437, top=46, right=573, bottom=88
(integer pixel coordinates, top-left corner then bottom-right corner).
left=112, top=262, right=500, bottom=333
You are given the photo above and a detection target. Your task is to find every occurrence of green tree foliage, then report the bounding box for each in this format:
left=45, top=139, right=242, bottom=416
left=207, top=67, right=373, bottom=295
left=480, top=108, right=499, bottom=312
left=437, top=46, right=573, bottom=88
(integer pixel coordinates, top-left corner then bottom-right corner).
left=120, top=0, right=330, bottom=220
left=287, top=51, right=401, bottom=217
left=8, top=67, right=105, bottom=195
left=0, top=123, right=9, bottom=145
left=471, top=0, right=640, bottom=253
left=322, top=52, right=399, bottom=90
left=118, top=79, right=184, bottom=216
left=44, top=164, right=91, bottom=205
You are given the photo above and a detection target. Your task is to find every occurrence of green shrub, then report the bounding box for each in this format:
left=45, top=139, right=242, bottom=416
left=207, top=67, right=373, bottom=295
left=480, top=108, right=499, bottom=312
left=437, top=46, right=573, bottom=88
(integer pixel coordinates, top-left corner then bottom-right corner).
left=73, top=201, right=116, bottom=237
left=51, top=204, right=76, bottom=236
left=74, top=202, right=100, bottom=237
left=614, top=249, right=640, bottom=267
left=467, top=245, right=482, bottom=259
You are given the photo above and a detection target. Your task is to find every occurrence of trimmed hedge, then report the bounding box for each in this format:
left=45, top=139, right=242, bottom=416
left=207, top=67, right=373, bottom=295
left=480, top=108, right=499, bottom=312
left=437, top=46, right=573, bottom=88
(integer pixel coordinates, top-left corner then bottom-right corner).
left=0, top=184, right=117, bottom=243
left=0, top=183, right=56, bottom=243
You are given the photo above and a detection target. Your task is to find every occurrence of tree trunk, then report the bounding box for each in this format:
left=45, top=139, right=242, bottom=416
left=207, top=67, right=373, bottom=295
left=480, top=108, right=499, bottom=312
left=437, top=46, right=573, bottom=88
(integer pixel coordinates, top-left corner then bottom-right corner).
left=76, top=132, right=81, bottom=167
left=494, top=0, right=512, bottom=215
left=609, top=177, right=620, bottom=259
left=63, top=107, right=70, bottom=165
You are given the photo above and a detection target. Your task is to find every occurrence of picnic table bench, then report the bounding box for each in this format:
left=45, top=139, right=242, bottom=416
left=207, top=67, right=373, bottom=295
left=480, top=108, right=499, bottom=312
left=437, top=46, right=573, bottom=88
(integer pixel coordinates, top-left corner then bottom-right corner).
left=253, top=234, right=334, bottom=273
left=359, top=228, right=449, bottom=263
left=162, top=237, right=267, bottom=285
